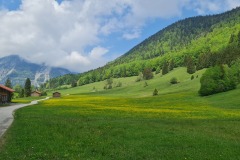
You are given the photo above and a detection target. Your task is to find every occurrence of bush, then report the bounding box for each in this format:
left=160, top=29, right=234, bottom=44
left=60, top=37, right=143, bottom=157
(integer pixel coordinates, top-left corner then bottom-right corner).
left=143, top=68, right=154, bottom=80
left=71, top=81, right=77, bottom=88
left=155, top=67, right=161, bottom=74
left=116, top=82, right=122, bottom=87
left=144, top=81, right=148, bottom=87
left=199, top=65, right=237, bottom=96
left=41, top=91, right=47, bottom=96
left=136, top=73, right=143, bottom=82
left=153, top=88, right=158, bottom=96
left=170, top=77, right=178, bottom=84
left=191, top=75, right=194, bottom=80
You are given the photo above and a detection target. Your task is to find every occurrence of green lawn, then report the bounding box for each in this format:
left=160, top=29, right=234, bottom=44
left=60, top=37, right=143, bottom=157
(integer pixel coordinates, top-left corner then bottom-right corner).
left=12, top=96, right=47, bottom=104
left=0, top=67, right=240, bottom=159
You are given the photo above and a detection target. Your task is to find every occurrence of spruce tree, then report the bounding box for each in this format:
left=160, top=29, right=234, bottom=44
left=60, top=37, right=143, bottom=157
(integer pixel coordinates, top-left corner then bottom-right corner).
left=5, top=78, right=13, bottom=102
left=186, top=57, right=196, bottom=74
left=153, top=88, right=158, bottom=96
left=5, top=78, right=12, bottom=88
left=24, top=78, right=31, bottom=97
left=162, top=61, right=169, bottom=75
left=169, top=59, right=174, bottom=71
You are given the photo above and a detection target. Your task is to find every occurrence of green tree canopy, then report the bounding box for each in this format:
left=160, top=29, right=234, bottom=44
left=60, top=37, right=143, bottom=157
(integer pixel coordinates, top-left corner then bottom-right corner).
left=199, top=65, right=237, bottom=96
left=24, top=78, right=32, bottom=97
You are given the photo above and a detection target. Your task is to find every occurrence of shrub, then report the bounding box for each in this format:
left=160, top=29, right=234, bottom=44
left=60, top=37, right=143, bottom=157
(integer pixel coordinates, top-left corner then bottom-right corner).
left=41, top=91, right=47, bottom=96
left=170, top=77, right=178, bottom=84
left=116, top=82, right=122, bottom=87
left=136, top=73, right=143, bottom=82
left=143, top=68, right=154, bottom=80
left=153, top=88, right=158, bottom=96
left=199, top=65, right=237, bottom=96
left=191, top=75, right=194, bottom=80
left=155, top=67, right=161, bottom=74
left=144, top=81, right=148, bottom=87
left=71, top=81, right=77, bottom=88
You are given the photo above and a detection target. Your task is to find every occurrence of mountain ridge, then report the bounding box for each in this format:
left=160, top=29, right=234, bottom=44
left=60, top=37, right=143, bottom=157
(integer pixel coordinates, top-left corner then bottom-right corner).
left=0, top=55, right=72, bottom=86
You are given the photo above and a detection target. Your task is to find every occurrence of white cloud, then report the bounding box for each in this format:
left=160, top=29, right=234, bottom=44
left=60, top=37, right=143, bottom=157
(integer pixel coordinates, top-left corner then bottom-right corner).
left=0, top=0, right=239, bottom=72
left=89, top=47, right=109, bottom=59
left=191, top=0, right=240, bottom=14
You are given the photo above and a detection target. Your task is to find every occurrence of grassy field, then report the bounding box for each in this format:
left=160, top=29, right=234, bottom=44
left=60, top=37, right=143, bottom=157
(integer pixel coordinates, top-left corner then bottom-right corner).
left=0, top=67, right=240, bottom=159
left=12, top=96, right=47, bottom=104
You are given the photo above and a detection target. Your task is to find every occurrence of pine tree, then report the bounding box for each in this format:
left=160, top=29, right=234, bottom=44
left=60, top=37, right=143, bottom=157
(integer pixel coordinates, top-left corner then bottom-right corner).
left=5, top=78, right=12, bottom=88
left=5, top=78, right=13, bottom=102
left=24, top=78, right=31, bottom=97
left=153, top=88, right=158, bottom=96
left=162, top=61, right=169, bottom=75
left=186, top=57, right=196, bottom=74
left=238, top=31, right=240, bottom=46
left=169, top=59, right=174, bottom=71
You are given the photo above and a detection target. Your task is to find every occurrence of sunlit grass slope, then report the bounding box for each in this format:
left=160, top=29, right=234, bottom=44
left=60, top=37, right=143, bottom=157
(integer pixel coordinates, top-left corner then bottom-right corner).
left=52, top=67, right=206, bottom=97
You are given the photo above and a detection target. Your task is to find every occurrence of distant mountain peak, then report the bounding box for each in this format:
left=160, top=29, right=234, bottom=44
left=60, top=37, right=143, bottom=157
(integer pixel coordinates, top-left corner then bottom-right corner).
left=0, top=55, right=72, bottom=86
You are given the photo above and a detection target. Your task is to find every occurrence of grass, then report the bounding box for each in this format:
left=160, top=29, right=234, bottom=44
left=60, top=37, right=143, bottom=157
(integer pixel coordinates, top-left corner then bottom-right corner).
left=0, top=67, right=240, bottom=159
left=12, top=96, right=47, bottom=104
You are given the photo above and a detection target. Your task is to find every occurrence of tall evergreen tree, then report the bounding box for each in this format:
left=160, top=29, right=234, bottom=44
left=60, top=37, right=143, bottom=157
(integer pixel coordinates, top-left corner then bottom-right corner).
left=5, top=78, right=13, bottom=102
left=169, top=59, right=175, bottom=71
left=5, top=78, right=12, bottom=88
left=186, top=56, right=196, bottom=74
left=24, top=78, right=31, bottom=97
left=162, top=61, right=169, bottom=75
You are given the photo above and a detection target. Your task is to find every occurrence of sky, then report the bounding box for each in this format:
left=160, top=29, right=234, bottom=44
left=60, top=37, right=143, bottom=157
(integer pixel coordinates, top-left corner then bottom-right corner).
left=0, top=0, right=239, bottom=72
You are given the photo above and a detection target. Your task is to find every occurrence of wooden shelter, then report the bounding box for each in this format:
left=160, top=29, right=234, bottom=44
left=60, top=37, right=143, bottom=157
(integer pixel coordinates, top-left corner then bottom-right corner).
left=53, top=92, right=61, bottom=98
left=0, top=84, right=15, bottom=104
left=31, top=91, right=42, bottom=97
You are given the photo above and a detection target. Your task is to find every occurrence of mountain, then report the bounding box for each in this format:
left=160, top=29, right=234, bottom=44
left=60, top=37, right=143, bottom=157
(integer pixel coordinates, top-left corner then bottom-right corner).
left=0, top=55, right=72, bottom=86
left=48, top=7, right=240, bottom=88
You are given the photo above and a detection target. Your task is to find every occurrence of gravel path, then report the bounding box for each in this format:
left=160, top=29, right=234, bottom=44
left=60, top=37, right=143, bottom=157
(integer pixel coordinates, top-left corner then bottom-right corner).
left=0, top=97, right=49, bottom=137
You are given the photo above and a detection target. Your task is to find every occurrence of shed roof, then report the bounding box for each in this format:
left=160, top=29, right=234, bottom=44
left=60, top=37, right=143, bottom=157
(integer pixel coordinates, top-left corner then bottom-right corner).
left=32, top=91, right=41, bottom=94
left=0, top=85, right=15, bottom=92
left=53, top=92, right=61, bottom=94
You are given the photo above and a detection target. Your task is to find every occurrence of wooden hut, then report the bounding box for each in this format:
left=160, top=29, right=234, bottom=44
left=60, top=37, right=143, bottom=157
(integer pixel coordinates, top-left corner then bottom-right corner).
left=31, top=91, right=41, bottom=97
left=0, top=84, right=15, bottom=104
left=53, top=92, right=61, bottom=98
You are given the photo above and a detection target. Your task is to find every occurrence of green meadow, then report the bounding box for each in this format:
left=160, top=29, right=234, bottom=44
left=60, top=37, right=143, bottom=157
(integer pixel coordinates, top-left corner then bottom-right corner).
left=0, top=68, right=240, bottom=159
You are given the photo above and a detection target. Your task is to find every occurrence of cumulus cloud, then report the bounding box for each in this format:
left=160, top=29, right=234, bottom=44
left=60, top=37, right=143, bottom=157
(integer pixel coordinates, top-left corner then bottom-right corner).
left=0, top=0, right=239, bottom=72
left=191, top=0, right=240, bottom=14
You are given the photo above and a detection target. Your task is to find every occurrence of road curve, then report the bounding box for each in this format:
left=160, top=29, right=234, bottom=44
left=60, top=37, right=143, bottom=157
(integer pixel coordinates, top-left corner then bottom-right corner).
left=0, top=97, right=49, bottom=138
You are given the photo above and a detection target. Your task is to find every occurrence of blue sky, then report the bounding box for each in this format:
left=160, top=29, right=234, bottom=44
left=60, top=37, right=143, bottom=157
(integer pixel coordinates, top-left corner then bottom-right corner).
left=0, top=0, right=239, bottom=72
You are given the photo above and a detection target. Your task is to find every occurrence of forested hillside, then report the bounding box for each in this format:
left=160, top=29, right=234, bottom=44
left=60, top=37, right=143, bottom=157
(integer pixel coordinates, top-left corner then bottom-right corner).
left=47, top=7, right=240, bottom=88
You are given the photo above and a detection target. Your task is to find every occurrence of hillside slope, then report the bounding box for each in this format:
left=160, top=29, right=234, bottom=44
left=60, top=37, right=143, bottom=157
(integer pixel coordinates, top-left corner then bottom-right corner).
left=113, top=7, right=240, bottom=64
left=48, top=7, right=240, bottom=88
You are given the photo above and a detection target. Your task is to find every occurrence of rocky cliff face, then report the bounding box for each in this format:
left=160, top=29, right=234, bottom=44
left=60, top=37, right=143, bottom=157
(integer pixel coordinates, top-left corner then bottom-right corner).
left=0, top=55, right=72, bottom=86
